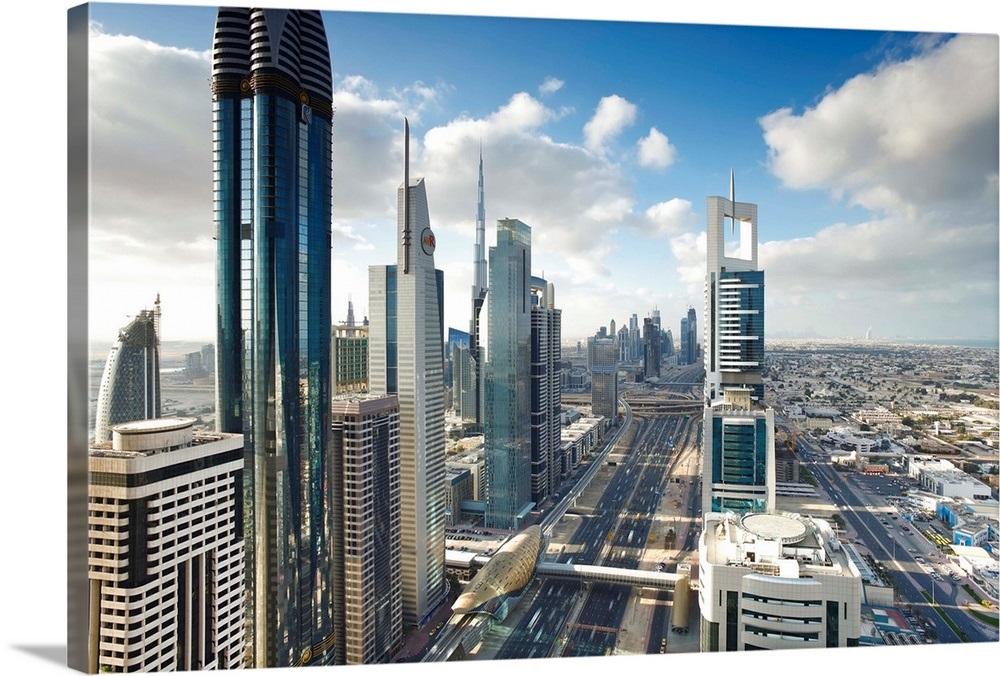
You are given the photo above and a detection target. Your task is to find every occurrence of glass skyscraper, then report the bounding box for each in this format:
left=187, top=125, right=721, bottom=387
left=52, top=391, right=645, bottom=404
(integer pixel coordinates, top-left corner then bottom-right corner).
left=211, top=8, right=334, bottom=668
left=94, top=296, right=161, bottom=443
left=702, top=400, right=775, bottom=514
left=588, top=335, right=619, bottom=422
left=484, top=218, right=534, bottom=530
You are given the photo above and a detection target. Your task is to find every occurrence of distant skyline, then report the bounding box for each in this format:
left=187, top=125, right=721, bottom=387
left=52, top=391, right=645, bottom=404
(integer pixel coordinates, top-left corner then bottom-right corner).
left=85, top=2, right=998, bottom=347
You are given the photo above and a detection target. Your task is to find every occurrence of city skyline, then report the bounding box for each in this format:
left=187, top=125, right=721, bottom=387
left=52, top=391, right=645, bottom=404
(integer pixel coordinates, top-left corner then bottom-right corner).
left=13, top=3, right=1000, bottom=676
left=84, top=2, right=999, bottom=347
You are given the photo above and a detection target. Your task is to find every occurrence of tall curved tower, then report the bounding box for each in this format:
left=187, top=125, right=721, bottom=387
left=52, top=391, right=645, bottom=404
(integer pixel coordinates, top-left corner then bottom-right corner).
left=94, top=299, right=161, bottom=444
left=211, top=8, right=335, bottom=668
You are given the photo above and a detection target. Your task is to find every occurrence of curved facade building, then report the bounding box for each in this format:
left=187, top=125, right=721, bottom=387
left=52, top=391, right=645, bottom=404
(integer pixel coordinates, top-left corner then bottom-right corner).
left=698, top=512, right=861, bottom=651
left=211, top=8, right=335, bottom=668
left=94, top=301, right=160, bottom=444
left=452, top=525, right=542, bottom=618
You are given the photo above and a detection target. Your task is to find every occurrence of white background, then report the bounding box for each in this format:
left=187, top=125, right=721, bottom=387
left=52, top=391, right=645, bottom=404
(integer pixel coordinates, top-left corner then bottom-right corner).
left=2, top=1, right=996, bottom=674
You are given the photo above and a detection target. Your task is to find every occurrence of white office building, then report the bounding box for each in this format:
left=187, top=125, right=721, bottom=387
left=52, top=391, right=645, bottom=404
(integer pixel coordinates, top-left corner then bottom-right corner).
left=88, top=418, right=245, bottom=672
left=698, top=511, right=862, bottom=652
left=368, top=121, right=447, bottom=626
left=704, top=174, right=764, bottom=403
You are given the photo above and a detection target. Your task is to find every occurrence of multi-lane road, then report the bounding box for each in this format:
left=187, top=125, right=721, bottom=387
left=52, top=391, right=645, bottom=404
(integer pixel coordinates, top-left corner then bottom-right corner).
left=483, top=369, right=704, bottom=660
left=797, top=434, right=998, bottom=645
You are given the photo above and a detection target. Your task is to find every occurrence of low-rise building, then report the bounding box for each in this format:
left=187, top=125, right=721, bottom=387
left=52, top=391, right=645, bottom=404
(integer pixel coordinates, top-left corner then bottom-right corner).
left=446, top=467, right=474, bottom=526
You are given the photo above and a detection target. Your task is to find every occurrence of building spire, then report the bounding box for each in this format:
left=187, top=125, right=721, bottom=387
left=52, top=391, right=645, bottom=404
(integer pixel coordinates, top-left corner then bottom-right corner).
left=473, top=144, right=487, bottom=298
left=403, top=118, right=411, bottom=274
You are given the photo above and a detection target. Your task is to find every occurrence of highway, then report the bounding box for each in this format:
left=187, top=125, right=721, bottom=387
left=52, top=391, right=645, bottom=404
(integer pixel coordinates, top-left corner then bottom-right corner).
left=485, top=366, right=705, bottom=660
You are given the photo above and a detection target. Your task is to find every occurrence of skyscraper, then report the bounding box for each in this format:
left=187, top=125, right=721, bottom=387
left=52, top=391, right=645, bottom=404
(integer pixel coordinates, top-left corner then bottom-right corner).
left=702, top=388, right=776, bottom=514
left=629, top=313, right=640, bottom=362
left=705, top=171, right=764, bottom=403
left=484, top=218, right=534, bottom=530
left=88, top=418, right=246, bottom=672
left=368, top=120, right=446, bottom=626
left=331, top=322, right=369, bottom=394
left=662, top=328, right=674, bottom=358
left=680, top=315, right=690, bottom=365
left=448, top=328, right=475, bottom=423
left=617, top=324, right=629, bottom=363
left=468, top=149, right=488, bottom=433
left=94, top=296, right=161, bottom=443
left=330, top=394, right=402, bottom=665
left=643, top=316, right=661, bottom=379
left=682, top=306, right=698, bottom=366
left=530, top=276, right=562, bottom=501
left=211, top=8, right=335, bottom=667
left=589, top=335, right=619, bottom=421
left=701, top=175, right=774, bottom=517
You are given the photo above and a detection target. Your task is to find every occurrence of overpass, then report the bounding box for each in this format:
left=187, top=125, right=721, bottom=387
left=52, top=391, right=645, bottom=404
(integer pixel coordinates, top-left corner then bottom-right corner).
left=535, top=561, right=688, bottom=591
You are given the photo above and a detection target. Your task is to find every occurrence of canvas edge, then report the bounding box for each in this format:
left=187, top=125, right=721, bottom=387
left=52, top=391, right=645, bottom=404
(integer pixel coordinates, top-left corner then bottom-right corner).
left=68, top=3, right=91, bottom=673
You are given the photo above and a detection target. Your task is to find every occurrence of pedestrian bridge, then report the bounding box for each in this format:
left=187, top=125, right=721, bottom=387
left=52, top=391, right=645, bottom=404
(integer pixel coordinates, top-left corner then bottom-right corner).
left=445, top=551, right=690, bottom=593
left=536, top=561, right=687, bottom=591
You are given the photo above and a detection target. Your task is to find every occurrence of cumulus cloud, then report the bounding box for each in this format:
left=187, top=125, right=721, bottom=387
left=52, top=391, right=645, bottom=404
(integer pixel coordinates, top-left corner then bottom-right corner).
left=669, top=231, right=706, bottom=296
left=757, top=33, right=999, bottom=338
left=416, top=92, right=639, bottom=261
left=637, top=127, right=677, bottom=169
left=86, top=24, right=217, bottom=340
left=316, top=85, right=664, bottom=336
left=761, top=33, right=998, bottom=213
left=645, top=198, right=698, bottom=236
left=331, top=84, right=405, bottom=222
left=89, top=23, right=212, bottom=248
left=583, top=94, right=638, bottom=155
left=539, top=76, right=564, bottom=95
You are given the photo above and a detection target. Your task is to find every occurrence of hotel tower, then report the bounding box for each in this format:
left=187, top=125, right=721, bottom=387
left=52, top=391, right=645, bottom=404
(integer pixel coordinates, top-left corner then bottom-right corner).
left=702, top=172, right=774, bottom=517
left=211, top=8, right=335, bottom=667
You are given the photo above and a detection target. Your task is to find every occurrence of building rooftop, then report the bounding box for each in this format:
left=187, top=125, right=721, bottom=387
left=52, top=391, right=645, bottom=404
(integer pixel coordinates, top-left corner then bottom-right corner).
left=703, top=511, right=858, bottom=580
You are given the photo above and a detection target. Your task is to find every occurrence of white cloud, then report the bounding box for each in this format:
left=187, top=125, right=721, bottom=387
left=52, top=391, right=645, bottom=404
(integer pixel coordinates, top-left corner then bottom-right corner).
left=332, top=222, right=374, bottom=250
left=88, top=24, right=212, bottom=249
left=637, top=127, right=677, bottom=169
left=669, top=231, right=706, bottom=297
left=645, top=198, right=698, bottom=236
left=757, top=33, right=999, bottom=339
left=539, top=76, right=564, bottom=95
left=583, top=94, right=638, bottom=155
left=760, top=33, right=998, bottom=213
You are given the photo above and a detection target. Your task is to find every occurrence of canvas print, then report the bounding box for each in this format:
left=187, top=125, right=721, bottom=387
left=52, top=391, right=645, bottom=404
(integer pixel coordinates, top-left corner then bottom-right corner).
left=67, top=1, right=1000, bottom=673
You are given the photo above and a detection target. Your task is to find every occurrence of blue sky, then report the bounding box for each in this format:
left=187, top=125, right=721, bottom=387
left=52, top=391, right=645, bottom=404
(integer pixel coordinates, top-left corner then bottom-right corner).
left=81, top=1, right=999, bottom=345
